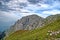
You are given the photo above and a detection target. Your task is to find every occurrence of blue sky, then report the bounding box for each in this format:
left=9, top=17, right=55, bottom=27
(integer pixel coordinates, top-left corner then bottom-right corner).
left=0, top=0, right=60, bottom=31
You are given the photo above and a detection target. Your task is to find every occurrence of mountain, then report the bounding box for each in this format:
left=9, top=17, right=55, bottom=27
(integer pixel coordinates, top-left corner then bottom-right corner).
left=5, top=14, right=60, bottom=40
left=12, top=14, right=45, bottom=30
left=45, top=14, right=60, bottom=23
left=6, top=14, right=45, bottom=35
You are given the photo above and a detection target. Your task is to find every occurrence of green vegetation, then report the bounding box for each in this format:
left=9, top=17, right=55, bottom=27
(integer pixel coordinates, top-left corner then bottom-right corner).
left=5, top=19, right=60, bottom=40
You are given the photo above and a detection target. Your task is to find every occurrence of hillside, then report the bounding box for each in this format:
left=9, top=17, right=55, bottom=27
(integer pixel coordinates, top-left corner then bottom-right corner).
left=11, top=14, right=45, bottom=30
left=5, top=16, right=60, bottom=40
left=45, top=14, right=60, bottom=23
left=6, top=14, right=45, bottom=36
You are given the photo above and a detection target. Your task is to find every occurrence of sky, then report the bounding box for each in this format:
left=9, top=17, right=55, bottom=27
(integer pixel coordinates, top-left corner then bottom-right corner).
left=0, top=0, right=60, bottom=31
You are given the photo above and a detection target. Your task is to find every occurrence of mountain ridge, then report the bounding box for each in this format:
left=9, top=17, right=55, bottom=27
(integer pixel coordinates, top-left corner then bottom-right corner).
left=5, top=14, right=60, bottom=40
left=6, top=14, right=60, bottom=36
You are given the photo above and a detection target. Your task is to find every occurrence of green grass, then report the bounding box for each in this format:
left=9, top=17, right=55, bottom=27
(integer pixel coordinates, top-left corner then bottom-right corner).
left=5, top=19, right=60, bottom=40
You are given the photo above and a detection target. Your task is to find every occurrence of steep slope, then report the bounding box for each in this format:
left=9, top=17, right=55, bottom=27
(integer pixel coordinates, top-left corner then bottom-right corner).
left=6, top=14, right=60, bottom=36
left=5, top=15, right=60, bottom=40
left=13, top=14, right=44, bottom=30
left=7, top=14, right=45, bottom=34
left=45, top=14, right=60, bottom=23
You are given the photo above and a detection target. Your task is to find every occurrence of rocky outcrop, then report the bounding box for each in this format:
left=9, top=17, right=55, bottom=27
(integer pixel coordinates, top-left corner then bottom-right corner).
left=6, top=14, right=60, bottom=36
left=10, top=15, right=45, bottom=32
left=45, top=14, right=60, bottom=23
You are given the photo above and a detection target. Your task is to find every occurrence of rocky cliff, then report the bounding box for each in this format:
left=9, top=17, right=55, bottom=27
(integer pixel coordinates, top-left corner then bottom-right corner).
left=6, top=14, right=60, bottom=36
left=10, top=15, right=45, bottom=32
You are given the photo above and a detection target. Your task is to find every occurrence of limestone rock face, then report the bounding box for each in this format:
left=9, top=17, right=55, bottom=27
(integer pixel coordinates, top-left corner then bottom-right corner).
left=11, top=15, right=45, bottom=32
left=6, top=14, right=60, bottom=36
left=10, top=14, right=60, bottom=33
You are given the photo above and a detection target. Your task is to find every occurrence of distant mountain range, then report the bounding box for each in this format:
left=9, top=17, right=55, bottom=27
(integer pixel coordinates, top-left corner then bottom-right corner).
left=5, top=14, right=60, bottom=40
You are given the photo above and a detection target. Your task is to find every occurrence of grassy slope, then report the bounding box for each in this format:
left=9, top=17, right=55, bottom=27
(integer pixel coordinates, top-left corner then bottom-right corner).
left=6, top=19, right=60, bottom=40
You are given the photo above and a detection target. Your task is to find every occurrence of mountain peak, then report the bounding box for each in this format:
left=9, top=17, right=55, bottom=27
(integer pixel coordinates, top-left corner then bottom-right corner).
left=6, top=14, right=60, bottom=36
left=9, top=14, right=45, bottom=33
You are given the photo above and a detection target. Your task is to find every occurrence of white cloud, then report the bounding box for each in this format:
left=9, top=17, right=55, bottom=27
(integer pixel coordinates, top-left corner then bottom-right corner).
left=17, top=0, right=28, bottom=2
left=20, top=13, right=36, bottom=16
left=20, top=9, right=31, bottom=13
left=0, top=11, right=20, bottom=22
left=38, top=3, right=51, bottom=9
left=43, top=10, right=60, bottom=15
left=6, top=0, right=28, bottom=9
